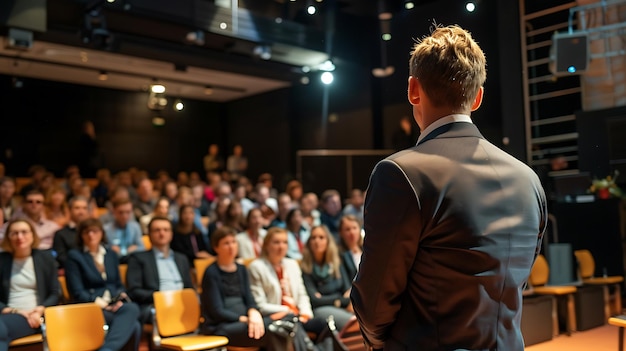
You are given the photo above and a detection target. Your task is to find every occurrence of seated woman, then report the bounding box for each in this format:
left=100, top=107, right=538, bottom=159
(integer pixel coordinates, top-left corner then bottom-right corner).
left=44, top=186, right=70, bottom=228
left=65, top=218, right=141, bottom=351
left=285, top=208, right=310, bottom=260
left=0, top=219, right=59, bottom=349
left=171, top=204, right=213, bottom=267
left=200, top=226, right=284, bottom=349
left=236, top=208, right=266, bottom=261
left=247, top=227, right=325, bottom=336
left=300, top=225, right=354, bottom=330
left=338, top=215, right=363, bottom=282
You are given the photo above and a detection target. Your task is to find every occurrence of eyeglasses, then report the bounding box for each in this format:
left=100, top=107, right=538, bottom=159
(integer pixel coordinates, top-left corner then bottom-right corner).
left=26, top=199, right=43, bottom=204
left=8, top=230, right=32, bottom=238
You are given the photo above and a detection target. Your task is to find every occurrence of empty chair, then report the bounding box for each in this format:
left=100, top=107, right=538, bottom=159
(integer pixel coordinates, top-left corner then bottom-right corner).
left=42, top=302, right=106, bottom=351
left=527, top=254, right=578, bottom=335
left=8, top=334, right=43, bottom=349
left=152, top=288, right=229, bottom=351
left=574, top=249, right=624, bottom=319
left=609, top=315, right=626, bottom=351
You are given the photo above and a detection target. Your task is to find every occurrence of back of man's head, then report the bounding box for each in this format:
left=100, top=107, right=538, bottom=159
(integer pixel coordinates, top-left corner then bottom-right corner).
left=409, top=24, right=486, bottom=112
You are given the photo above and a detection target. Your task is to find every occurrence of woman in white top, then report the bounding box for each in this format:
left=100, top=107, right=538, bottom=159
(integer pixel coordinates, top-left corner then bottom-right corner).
left=236, top=208, right=266, bottom=261
left=247, top=227, right=325, bottom=336
left=0, top=219, right=59, bottom=350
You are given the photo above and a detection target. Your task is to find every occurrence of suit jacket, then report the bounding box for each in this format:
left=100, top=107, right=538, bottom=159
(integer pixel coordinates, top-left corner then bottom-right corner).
left=351, top=120, right=547, bottom=351
left=247, top=257, right=313, bottom=317
left=126, top=249, right=193, bottom=305
left=52, top=225, right=78, bottom=268
left=200, top=262, right=258, bottom=334
left=340, top=250, right=359, bottom=283
left=0, top=250, right=59, bottom=310
left=65, top=247, right=126, bottom=302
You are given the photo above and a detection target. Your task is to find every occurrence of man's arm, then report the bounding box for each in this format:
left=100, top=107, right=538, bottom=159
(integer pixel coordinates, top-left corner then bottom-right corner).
left=351, top=160, right=423, bottom=350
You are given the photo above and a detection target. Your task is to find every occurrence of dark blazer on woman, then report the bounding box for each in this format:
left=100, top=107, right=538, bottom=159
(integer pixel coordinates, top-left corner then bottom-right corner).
left=302, top=264, right=351, bottom=309
left=340, top=250, right=359, bottom=283
left=126, top=249, right=193, bottom=320
left=0, top=250, right=59, bottom=310
left=65, top=247, right=126, bottom=302
left=200, top=262, right=258, bottom=334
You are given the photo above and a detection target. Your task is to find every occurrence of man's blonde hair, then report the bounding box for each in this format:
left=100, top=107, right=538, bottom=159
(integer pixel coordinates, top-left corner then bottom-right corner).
left=409, top=24, right=486, bottom=112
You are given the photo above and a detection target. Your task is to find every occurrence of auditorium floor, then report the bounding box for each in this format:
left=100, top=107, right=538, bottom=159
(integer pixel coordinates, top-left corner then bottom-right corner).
left=526, top=323, right=620, bottom=351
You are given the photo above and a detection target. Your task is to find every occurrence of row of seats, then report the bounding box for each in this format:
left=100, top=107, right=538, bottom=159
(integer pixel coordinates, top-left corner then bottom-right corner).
left=525, top=249, right=623, bottom=338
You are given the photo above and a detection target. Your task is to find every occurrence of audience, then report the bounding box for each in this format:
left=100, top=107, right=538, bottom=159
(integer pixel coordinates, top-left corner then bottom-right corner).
left=0, top=177, right=18, bottom=224
left=236, top=208, right=266, bottom=261
left=0, top=219, right=59, bottom=349
left=227, top=145, right=248, bottom=183
left=200, top=226, right=283, bottom=349
left=0, top=189, right=60, bottom=251
left=139, top=197, right=170, bottom=235
left=338, top=215, right=363, bottom=283
left=44, top=186, right=70, bottom=228
left=171, top=205, right=213, bottom=267
left=133, top=178, right=156, bottom=220
left=64, top=218, right=141, bottom=351
left=52, top=196, right=91, bottom=268
left=285, top=208, right=310, bottom=260
left=126, top=216, right=194, bottom=324
left=247, top=227, right=325, bottom=336
left=319, top=189, right=343, bottom=241
left=103, top=198, right=145, bottom=263
left=300, top=225, right=353, bottom=330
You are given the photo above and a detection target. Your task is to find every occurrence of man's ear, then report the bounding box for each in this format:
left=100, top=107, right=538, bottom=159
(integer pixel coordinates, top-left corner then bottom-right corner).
left=470, top=86, right=484, bottom=111
left=407, top=76, right=421, bottom=106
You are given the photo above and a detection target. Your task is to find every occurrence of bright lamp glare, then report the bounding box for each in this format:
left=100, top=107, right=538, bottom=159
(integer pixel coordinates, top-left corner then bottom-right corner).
left=174, top=101, right=184, bottom=111
left=307, top=5, right=316, bottom=15
left=321, top=71, right=334, bottom=85
left=465, top=2, right=476, bottom=12
left=405, top=1, right=414, bottom=9
left=382, top=33, right=392, bottom=41
left=151, top=84, right=165, bottom=93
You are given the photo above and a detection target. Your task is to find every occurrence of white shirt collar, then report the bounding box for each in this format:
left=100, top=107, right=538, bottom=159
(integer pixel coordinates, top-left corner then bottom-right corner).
left=417, top=114, right=473, bottom=145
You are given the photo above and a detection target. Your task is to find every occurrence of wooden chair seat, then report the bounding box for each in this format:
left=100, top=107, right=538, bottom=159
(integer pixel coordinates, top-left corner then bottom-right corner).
left=227, top=346, right=260, bottom=351
left=159, top=335, right=229, bottom=351
left=584, top=276, right=624, bottom=285
left=609, top=315, right=626, bottom=351
left=9, top=334, right=43, bottom=347
left=532, top=285, right=577, bottom=295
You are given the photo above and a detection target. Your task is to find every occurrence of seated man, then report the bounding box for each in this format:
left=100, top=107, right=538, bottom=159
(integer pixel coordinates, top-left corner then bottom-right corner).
left=52, top=195, right=90, bottom=269
left=126, top=216, right=194, bottom=323
left=104, top=198, right=144, bottom=263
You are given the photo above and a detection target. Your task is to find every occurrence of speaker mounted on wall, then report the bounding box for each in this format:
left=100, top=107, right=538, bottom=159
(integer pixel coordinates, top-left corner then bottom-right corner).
left=549, top=32, right=589, bottom=76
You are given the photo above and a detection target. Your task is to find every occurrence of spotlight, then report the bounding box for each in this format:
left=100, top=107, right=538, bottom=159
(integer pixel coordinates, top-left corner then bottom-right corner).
left=465, top=2, right=476, bottom=12
left=321, top=71, right=334, bottom=85
left=405, top=1, right=414, bottom=9
left=82, top=7, right=113, bottom=50
left=382, top=33, right=392, bottom=41
left=151, top=84, right=166, bottom=93
left=174, top=99, right=184, bottom=111
left=219, top=22, right=228, bottom=30
left=307, top=5, right=316, bottom=15
left=318, top=60, right=335, bottom=72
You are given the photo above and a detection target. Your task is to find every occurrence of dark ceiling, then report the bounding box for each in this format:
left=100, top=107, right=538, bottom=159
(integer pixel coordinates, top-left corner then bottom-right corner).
left=0, top=0, right=439, bottom=102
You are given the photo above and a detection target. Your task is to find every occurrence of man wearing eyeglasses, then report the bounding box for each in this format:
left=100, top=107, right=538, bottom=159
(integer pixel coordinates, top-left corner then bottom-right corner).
left=0, top=189, right=60, bottom=251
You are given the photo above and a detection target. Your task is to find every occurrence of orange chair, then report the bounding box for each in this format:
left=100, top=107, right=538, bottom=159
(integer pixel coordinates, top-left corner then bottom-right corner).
left=119, top=263, right=128, bottom=288
left=142, top=235, right=153, bottom=251
left=574, top=249, right=624, bottom=319
left=8, top=334, right=43, bottom=350
left=58, top=275, right=70, bottom=303
left=527, top=254, right=578, bottom=335
left=42, top=302, right=106, bottom=351
left=193, top=257, right=216, bottom=293
left=152, top=288, right=229, bottom=350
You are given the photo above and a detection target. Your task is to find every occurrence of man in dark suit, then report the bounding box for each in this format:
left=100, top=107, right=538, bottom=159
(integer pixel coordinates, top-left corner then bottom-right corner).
left=126, top=216, right=194, bottom=323
left=351, top=24, right=547, bottom=351
left=52, top=196, right=90, bottom=269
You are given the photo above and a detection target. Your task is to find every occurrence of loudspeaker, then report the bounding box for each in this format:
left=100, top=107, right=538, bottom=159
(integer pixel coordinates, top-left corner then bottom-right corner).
left=549, top=32, right=589, bottom=75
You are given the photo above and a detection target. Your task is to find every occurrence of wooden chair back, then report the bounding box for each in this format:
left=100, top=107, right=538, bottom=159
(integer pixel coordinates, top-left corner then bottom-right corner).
left=43, top=302, right=105, bottom=351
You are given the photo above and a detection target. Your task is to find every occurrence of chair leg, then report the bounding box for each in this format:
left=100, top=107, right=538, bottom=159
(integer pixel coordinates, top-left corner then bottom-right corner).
left=615, top=284, right=622, bottom=315
left=551, top=296, right=559, bottom=337
left=604, top=285, right=612, bottom=320
left=566, top=294, right=577, bottom=335
left=619, top=326, right=624, bottom=351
